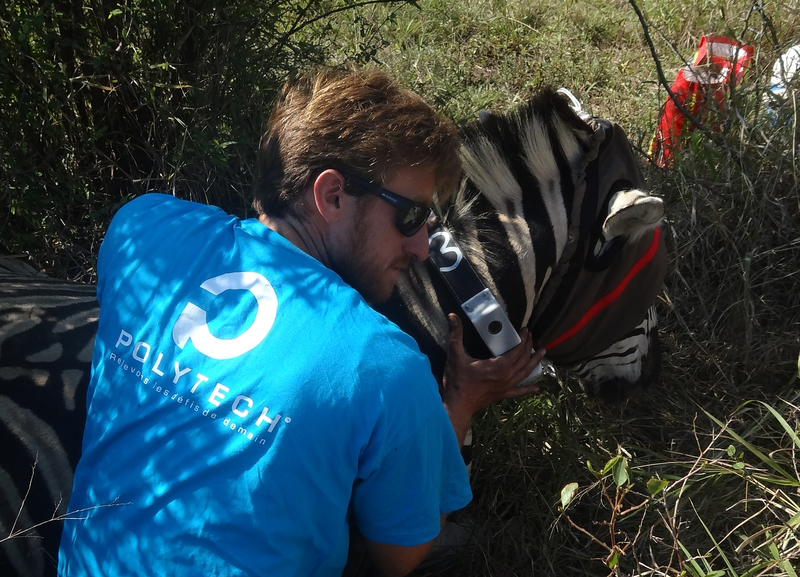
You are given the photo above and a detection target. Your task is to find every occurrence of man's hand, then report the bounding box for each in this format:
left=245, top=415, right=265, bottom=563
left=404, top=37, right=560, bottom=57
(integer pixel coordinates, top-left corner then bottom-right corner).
left=441, top=313, right=546, bottom=446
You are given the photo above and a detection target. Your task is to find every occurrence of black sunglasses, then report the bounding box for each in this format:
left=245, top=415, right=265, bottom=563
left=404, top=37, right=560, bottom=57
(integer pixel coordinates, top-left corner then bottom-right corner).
left=338, top=171, right=434, bottom=237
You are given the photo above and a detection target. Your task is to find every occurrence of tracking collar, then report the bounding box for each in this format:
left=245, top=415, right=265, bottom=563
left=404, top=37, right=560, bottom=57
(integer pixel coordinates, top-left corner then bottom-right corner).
left=427, top=222, right=544, bottom=384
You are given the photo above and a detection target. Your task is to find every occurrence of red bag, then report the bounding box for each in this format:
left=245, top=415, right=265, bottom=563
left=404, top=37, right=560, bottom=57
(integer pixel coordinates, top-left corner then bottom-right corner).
left=650, top=36, right=754, bottom=168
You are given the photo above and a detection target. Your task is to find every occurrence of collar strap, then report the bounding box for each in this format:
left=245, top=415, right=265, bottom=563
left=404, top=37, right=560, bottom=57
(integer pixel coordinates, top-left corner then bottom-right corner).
left=427, top=224, right=521, bottom=357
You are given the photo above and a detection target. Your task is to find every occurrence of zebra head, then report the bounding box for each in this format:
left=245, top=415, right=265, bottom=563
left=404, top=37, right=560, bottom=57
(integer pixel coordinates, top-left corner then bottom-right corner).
left=380, top=88, right=667, bottom=401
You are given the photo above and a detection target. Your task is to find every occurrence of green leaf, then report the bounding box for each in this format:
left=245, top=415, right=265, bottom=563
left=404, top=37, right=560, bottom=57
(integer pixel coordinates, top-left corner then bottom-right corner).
left=561, top=482, right=578, bottom=509
left=587, top=460, right=602, bottom=479
left=607, top=548, right=620, bottom=569
left=779, top=559, right=798, bottom=577
left=757, top=401, right=800, bottom=450
left=726, top=444, right=736, bottom=457
left=612, top=457, right=629, bottom=487
left=740, top=562, right=784, bottom=577
left=768, top=537, right=799, bottom=577
left=601, top=455, right=621, bottom=475
left=647, top=477, right=668, bottom=496
left=108, top=8, right=123, bottom=18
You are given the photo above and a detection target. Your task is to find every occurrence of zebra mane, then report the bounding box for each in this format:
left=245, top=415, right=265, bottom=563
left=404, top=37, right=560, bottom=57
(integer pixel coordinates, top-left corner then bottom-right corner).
left=439, top=88, right=597, bottom=318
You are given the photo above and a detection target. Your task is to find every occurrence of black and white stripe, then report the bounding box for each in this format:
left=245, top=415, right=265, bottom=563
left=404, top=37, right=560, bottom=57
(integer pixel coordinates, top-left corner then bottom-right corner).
left=0, top=260, right=97, bottom=577
left=566, top=305, right=661, bottom=401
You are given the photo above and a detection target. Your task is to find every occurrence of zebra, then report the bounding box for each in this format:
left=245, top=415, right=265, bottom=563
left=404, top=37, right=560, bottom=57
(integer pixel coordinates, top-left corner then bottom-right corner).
left=0, top=259, right=96, bottom=577
left=0, top=88, right=665, bottom=577
left=379, top=88, right=665, bottom=402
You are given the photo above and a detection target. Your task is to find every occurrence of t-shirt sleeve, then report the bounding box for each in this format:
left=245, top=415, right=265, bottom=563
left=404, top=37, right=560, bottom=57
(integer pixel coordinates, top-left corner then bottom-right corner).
left=96, top=193, right=227, bottom=307
left=96, top=193, right=173, bottom=304
left=351, top=354, right=472, bottom=547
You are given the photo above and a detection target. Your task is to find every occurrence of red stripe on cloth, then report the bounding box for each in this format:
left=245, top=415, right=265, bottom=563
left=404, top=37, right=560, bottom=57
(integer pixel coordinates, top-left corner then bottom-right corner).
left=540, top=226, right=662, bottom=351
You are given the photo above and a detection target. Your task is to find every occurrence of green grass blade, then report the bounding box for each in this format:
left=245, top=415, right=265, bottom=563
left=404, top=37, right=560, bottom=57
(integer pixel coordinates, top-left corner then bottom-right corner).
left=768, top=540, right=798, bottom=577
left=704, top=410, right=798, bottom=484
left=739, top=561, right=781, bottom=577
left=757, top=401, right=800, bottom=450
left=675, top=539, right=707, bottom=577
left=692, top=500, right=739, bottom=577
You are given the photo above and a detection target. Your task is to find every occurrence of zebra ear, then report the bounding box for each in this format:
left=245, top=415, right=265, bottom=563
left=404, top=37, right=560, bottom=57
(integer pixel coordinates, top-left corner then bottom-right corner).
left=602, top=189, right=664, bottom=242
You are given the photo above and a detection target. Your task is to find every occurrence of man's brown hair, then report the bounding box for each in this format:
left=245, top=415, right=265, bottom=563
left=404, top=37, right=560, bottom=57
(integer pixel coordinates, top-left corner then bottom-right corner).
left=253, top=68, right=462, bottom=218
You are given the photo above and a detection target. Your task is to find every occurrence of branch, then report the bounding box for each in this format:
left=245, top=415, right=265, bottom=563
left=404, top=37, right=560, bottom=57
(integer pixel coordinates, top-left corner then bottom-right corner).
left=626, top=0, right=726, bottom=148
left=565, top=514, right=613, bottom=553
left=271, top=0, right=414, bottom=59
left=7, top=455, right=39, bottom=538
left=1, top=499, right=132, bottom=544
left=1, top=456, right=132, bottom=545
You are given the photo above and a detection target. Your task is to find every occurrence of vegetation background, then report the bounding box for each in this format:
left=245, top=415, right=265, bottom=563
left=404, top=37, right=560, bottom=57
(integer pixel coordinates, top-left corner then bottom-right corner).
left=1, top=0, right=798, bottom=575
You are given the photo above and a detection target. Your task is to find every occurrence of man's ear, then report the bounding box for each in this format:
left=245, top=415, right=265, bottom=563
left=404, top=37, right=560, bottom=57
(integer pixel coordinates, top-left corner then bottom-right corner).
left=312, top=169, right=348, bottom=224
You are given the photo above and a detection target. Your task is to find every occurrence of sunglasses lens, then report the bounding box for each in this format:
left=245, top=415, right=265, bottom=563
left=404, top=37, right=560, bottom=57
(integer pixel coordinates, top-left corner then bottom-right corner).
left=339, top=170, right=432, bottom=237
left=397, top=206, right=429, bottom=236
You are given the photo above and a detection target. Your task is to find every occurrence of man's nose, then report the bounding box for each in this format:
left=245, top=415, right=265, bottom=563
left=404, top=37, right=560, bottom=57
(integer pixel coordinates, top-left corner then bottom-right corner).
left=405, top=225, right=430, bottom=262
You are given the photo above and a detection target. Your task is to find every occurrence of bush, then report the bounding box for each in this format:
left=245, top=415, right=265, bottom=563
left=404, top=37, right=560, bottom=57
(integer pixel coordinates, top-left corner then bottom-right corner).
left=0, top=0, right=413, bottom=281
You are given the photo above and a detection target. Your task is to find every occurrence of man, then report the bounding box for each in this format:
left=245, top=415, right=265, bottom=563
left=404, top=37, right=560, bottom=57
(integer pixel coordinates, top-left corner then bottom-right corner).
left=58, top=68, right=544, bottom=577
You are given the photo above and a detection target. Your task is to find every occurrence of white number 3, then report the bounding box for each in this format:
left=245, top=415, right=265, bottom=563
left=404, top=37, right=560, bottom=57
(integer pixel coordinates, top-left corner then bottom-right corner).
left=429, top=230, right=463, bottom=273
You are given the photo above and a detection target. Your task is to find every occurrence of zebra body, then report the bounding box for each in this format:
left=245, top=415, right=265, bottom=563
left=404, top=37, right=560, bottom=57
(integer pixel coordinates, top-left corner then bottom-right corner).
left=0, top=89, right=666, bottom=577
left=0, top=260, right=96, bottom=577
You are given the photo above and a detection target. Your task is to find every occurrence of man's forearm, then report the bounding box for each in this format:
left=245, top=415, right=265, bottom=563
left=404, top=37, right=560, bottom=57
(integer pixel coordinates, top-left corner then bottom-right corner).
left=443, top=400, right=473, bottom=448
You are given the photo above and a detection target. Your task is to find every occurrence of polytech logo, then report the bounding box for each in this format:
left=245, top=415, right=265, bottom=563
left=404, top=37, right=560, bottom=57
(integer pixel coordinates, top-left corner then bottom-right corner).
left=172, top=272, right=278, bottom=360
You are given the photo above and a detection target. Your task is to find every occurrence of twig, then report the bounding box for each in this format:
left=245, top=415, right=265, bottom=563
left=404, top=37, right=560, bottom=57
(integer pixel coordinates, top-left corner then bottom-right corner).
left=8, top=455, right=39, bottom=538
left=565, top=514, right=612, bottom=553
left=269, top=0, right=413, bottom=61
left=626, top=0, right=716, bottom=138
left=1, top=498, right=132, bottom=544
left=2, top=455, right=132, bottom=545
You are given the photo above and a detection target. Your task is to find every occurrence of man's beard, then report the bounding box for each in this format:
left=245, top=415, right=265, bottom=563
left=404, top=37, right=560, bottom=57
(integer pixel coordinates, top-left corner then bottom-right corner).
left=335, top=256, right=393, bottom=305
left=329, top=211, right=405, bottom=305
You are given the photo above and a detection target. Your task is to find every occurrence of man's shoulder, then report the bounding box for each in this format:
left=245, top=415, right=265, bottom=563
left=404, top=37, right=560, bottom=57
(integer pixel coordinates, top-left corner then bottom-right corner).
left=112, top=194, right=226, bottom=230
left=339, top=299, right=424, bottom=357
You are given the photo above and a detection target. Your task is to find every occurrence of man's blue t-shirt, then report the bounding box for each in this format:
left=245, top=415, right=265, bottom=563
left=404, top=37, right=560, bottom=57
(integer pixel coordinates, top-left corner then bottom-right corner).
left=58, top=194, right=471, bottom=577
